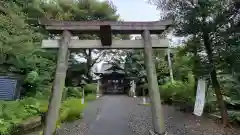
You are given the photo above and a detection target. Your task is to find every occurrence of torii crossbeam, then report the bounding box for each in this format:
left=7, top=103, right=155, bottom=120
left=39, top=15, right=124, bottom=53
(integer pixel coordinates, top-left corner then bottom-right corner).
left=39, top=18, right=172, bottom=135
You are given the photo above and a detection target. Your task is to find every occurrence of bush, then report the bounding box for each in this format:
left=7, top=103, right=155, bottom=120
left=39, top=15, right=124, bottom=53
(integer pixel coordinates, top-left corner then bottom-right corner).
left=64, top=87, right=83, bottom=99
left=85, top=94, right=96, bottom=102
left=0, top=94, right=85, bottom=135
left=64, top=84, right=97, bottom=99
left=0, top=85, right=88, bottom=135
left=39, top=98, right=86, bottom=135
left=83, top=84, right=97, bottom=96
left=0, top=97, right=48, bottom=135
left=160, top=81, right=195, bottom=105
left=59, top=98, right=85, bottom=122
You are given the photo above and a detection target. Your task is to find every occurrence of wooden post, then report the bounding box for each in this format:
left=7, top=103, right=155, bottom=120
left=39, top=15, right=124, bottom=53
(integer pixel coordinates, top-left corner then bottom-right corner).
left=142, top=30, right=166, bottom=135
left=43, top=30, right=71, bottom=135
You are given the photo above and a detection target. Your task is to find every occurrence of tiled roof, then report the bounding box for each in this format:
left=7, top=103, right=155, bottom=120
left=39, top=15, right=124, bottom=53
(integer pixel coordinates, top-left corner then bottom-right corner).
left=99, top=63, right=125, bottom=74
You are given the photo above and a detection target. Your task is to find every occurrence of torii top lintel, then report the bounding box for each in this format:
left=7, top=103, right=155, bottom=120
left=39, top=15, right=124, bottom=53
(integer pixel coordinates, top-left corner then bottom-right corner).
left=39, top=18, right=173, bottom=34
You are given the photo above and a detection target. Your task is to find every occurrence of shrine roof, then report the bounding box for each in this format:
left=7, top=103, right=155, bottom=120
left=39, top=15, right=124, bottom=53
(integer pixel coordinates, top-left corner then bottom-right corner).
left=94, top=63, right=125, bottom=75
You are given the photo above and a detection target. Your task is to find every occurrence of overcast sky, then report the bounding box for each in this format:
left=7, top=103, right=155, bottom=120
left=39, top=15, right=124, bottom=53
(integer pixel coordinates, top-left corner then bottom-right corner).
left=100, top=0, right=161, bottom=21
left=98, top=0, right=184, bottom=44
left=87, top=0, right=184, bottom=73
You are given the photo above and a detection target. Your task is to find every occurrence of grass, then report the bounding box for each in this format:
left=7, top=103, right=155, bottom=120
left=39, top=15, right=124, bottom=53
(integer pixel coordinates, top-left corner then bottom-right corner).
left=59, top=98, right=85, bottom=122
left=0, top=86, right=98, bottom=135
left=85, top=94, right=96, bottom=102
left=0, top=97, right=87, bottom=135
left=0, top=97, right=48, bottom=135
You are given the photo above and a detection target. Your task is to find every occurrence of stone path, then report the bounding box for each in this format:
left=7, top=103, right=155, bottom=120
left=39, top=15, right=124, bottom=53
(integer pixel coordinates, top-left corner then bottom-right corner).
left=56, top=96, right=240, bottom=135
left=86, top=96, right=137, bottom=135
left=57, top=95, right=138, bottom=135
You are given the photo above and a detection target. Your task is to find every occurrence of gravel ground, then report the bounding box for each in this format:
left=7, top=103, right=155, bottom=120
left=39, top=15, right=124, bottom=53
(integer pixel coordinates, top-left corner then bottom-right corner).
left=129, top=97, right=240, bottom=135
left=27, top=96, right=240, bottom=135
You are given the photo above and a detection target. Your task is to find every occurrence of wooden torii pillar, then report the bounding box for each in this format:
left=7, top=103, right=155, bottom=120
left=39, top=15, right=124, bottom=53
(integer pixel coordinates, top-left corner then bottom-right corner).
left=39, top=19, right=172, bottom=135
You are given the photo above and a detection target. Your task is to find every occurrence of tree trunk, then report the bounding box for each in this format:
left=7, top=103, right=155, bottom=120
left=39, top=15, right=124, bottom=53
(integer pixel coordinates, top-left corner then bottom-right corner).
left=193, top=45, right=198, bottom=96
left=202, top=26, right=228, bottom=126
left=194, top=76, right=198, bottom=96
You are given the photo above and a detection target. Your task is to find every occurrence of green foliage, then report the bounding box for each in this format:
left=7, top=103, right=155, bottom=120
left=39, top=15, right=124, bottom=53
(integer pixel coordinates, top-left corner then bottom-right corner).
left=228, top=111, right=240, bottom=123
left=25, top=71, right=39, bottom=84
left=160, top=80, right=195, bottom=105
left=83, top=84, right=97, bottom=95
left=59, top=98, right=85, bottom=122
left=65, top=87, right=83, bottom=98
left=85, top=94, right=96, bottom=102
left=150, top=0, right=240, bottom=124
left=0, top=94, right=87, bottom=135
left=124, top=49, right=169, bottom=86
left=1, top=0, right=120, bottom=95
left=0, top=0, right=120, bottom=134
left=0, top=97, right=48, bottom=135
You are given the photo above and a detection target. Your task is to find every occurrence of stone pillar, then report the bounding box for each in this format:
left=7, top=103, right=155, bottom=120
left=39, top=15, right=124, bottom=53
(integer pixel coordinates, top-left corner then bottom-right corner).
left=81, top=88, right=85, bottom=104
left=96, top=80, right=101, bottom=98
left=43, top=30, right=71, bottom=135
left=142, top=88, right=147, bottom=104
left=132, top=80, right=136, bottom=98
left=129, top=80, right=136, bottom=97
left=167, top=48, right=174, bottom=83
left=129, top=81, right=132, bottom=96
left=142, top=30, right=166, bottom=135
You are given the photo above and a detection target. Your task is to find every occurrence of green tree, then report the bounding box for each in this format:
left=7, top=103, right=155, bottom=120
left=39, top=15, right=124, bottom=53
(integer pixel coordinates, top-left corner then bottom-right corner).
left=150, top=0, right=240, bottom=125
left=0, top=0, right=121, bottom=94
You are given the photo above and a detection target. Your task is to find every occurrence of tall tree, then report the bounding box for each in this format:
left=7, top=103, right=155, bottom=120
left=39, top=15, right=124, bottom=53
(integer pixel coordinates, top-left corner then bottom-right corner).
left=150, top=0, right=240, bottom=125
left=0, top=0, right=121, bottom=93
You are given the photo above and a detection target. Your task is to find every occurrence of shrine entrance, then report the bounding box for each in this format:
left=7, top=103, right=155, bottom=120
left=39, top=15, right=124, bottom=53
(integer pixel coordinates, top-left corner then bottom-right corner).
left=95, top=63, right=130, bottom=95
left=39, top=18, right=172, bottom=135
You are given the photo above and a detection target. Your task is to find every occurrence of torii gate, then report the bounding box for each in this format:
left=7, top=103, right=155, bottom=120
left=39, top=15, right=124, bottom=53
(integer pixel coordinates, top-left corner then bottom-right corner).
left=39, top=18, right=172, bottom=135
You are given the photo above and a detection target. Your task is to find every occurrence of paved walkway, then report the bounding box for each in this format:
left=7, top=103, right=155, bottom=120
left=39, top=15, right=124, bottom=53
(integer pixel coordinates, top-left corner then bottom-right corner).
left=86, top=96, right=137, bottom=135
left=56, top=95, right=138, bottom=135
left=56, top=95, right=240, bottom=135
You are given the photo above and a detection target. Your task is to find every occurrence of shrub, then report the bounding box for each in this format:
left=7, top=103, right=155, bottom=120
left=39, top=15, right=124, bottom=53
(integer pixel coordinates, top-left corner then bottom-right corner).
left=38, top=98, right=86, bottom=135
left=59, top=98, right=85, bottom=122
left=83, top=84, right=97, bottom=95
left=64, top=87, right=83, bottom=99
left=85, top=94, right=96, bottom=102
left=0, top=97, right=48, bottom=135
left=160, top=81, right=195, bottom=105
left=0, top=87, right=86, bottom=135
